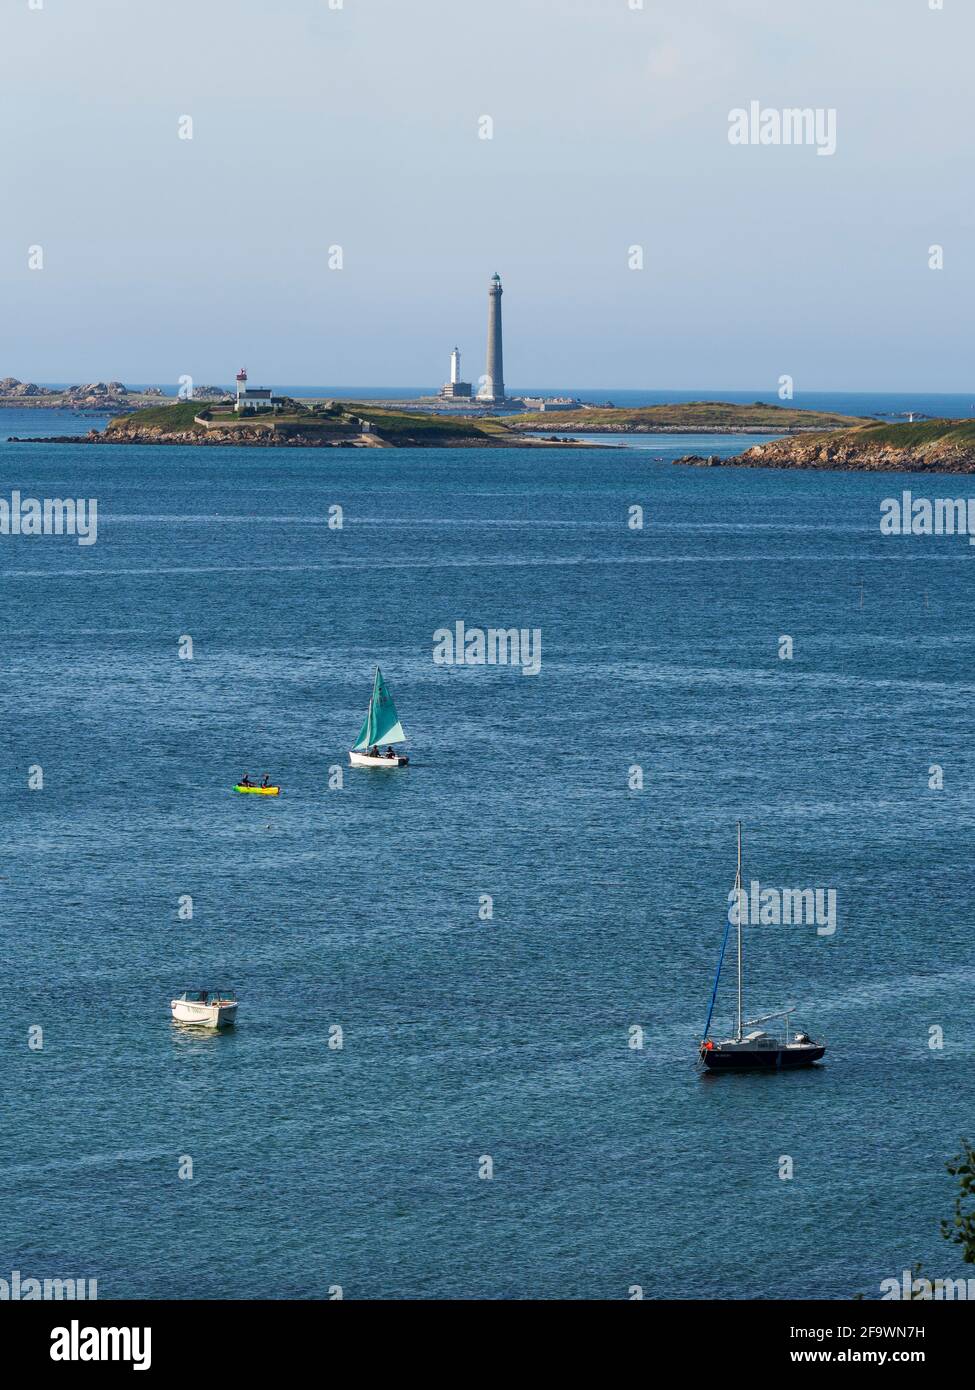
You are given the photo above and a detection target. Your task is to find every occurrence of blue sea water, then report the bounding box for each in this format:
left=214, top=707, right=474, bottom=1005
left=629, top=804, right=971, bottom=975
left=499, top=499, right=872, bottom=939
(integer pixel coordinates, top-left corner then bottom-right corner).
left=1, top=409, right=974, bottom=1301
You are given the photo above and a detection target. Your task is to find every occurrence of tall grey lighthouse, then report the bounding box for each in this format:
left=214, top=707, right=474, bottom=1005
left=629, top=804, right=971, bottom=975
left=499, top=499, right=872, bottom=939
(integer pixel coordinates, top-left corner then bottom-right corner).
left=481, top=272, right=505, bottom=402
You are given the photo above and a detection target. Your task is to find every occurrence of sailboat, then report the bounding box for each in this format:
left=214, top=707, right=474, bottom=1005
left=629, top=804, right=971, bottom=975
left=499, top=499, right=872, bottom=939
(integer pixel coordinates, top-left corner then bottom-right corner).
left=699, top=823, right=825, bottom=1071
left=348, top=666, right=410, bottom=768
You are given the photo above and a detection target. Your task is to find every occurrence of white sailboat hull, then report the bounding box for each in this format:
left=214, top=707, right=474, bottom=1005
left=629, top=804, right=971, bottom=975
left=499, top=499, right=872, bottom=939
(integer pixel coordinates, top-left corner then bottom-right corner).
left=348, top=750, right=409, bottom=768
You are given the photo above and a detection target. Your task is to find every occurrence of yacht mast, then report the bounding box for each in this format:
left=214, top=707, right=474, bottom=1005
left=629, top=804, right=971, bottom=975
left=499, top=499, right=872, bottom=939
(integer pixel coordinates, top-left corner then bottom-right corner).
left=736, top=820, right=743, bottom=1041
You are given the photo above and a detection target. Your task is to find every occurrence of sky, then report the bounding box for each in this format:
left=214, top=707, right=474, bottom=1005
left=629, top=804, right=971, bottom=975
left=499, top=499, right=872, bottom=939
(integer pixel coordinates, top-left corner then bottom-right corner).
left=1, top=0, right=971, bottom=391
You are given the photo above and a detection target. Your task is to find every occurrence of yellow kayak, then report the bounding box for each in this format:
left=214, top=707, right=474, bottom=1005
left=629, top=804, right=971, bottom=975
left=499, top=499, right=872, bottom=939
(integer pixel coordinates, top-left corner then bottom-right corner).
left=234, top=784, right=280, bottom=796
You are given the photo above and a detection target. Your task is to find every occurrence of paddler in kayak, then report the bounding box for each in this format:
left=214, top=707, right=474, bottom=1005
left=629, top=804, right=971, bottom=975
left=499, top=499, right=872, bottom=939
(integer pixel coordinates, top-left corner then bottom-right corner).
left=240, top=773, right=253, bottom=787
left=260, top=773, right=270, bottom=788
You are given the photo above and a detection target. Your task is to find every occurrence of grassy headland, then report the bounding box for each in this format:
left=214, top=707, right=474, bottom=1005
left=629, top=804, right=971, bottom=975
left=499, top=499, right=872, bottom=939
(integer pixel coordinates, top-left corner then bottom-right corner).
left=96, top=399, right=570, bottom=448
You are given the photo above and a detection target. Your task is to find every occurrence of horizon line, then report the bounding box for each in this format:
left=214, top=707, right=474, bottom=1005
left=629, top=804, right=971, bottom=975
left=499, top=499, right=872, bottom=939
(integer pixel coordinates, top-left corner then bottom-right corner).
left=12, top=381, right=975, bottom=398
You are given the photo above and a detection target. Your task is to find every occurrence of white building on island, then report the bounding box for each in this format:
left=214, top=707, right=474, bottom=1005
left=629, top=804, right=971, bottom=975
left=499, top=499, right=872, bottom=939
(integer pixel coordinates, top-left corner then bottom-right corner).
left=439, top=347, right=472, bottom=400
left=235, top=368, right=276, bottom=412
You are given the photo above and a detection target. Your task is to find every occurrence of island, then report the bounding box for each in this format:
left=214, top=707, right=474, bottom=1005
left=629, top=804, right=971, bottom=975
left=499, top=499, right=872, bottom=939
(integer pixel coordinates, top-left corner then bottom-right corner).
left=68, top=400, right=578, bottom=448
left=7, top=398, right=870, bottom=449
left=0, top=378, right=223, bottom=412
left=675, top=419, right=975, bottom=474
left=506, top=401, right=866, bottom=434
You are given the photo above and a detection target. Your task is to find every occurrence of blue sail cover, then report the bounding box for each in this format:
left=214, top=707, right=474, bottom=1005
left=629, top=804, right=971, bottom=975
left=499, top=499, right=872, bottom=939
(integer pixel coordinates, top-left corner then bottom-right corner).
left=702, top=916, right=733, bottom=1039
left=352, top=667, right=407, bottom=750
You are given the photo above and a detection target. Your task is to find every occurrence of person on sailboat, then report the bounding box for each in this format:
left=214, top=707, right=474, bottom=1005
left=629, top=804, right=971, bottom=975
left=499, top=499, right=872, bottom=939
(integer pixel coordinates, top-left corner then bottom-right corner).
left=349, top=669, right=409, bottom=768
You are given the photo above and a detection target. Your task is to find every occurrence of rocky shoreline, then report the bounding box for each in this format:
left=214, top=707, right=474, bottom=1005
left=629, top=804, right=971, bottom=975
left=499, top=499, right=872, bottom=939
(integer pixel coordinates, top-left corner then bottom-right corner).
left=7, top=428, right=591, bottom=450
left=8, top=432, right=370, bottom=447
left=0, top=376, right=228, bottom=412
left=675, top=420, right=975, bottom=474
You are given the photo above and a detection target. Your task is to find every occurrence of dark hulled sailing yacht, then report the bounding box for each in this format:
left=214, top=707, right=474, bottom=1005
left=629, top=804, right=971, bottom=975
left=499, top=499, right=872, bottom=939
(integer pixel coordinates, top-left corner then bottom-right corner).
left=699, top=823, right=826, bottom=1071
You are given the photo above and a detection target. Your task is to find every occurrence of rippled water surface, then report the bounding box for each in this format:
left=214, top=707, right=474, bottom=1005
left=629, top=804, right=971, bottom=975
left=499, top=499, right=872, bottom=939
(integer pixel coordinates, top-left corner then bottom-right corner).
left=2, top=416, right=973, bottom=1298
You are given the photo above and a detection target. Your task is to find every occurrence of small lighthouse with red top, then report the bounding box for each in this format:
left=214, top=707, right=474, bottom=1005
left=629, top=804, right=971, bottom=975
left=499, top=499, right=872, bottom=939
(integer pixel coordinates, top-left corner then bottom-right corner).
left=233, top=366, right=275, bottom=413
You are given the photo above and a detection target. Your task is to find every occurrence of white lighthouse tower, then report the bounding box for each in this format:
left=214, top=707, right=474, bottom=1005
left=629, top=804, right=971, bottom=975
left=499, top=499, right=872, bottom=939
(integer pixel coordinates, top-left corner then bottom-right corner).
left=236, top=368, right=247, bottom=409
left=439, top=346, right=471, bottom=400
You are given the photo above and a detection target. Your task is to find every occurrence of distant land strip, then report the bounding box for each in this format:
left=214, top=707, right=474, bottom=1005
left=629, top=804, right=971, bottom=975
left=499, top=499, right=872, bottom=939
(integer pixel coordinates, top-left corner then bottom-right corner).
left=505, top=402, right=866, bottom=434
left=7, top=399, right=868, bottom=449
left=0, top=377, right=222, bottom=411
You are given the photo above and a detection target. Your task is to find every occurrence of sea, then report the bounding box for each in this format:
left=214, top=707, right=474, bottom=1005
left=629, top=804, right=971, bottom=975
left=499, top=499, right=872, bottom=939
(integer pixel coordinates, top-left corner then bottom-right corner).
left=1, top=392, right=973, bottom=1300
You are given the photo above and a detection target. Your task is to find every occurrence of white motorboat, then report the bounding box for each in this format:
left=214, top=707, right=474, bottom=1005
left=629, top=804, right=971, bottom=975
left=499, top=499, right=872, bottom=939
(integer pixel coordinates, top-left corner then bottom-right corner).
left=170, top=989, right=238, bottom=1028
left=348, top=667, right=410, bottom=768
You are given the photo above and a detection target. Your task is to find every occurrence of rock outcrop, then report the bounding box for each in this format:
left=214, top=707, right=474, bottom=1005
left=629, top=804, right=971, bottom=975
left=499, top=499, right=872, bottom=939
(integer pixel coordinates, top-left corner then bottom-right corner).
left=0, top=377, right=168, bottom=409
left=675, top=421, right=975, bottom=474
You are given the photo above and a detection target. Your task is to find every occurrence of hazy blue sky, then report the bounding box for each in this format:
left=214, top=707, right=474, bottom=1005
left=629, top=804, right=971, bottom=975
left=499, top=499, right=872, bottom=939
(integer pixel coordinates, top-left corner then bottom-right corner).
left=2, top=0, right=971, bottom=390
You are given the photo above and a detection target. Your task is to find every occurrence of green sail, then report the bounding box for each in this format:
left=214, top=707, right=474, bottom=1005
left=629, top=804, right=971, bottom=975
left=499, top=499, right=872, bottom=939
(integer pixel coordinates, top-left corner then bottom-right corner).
left=352, top=667, right=406, bottom=750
